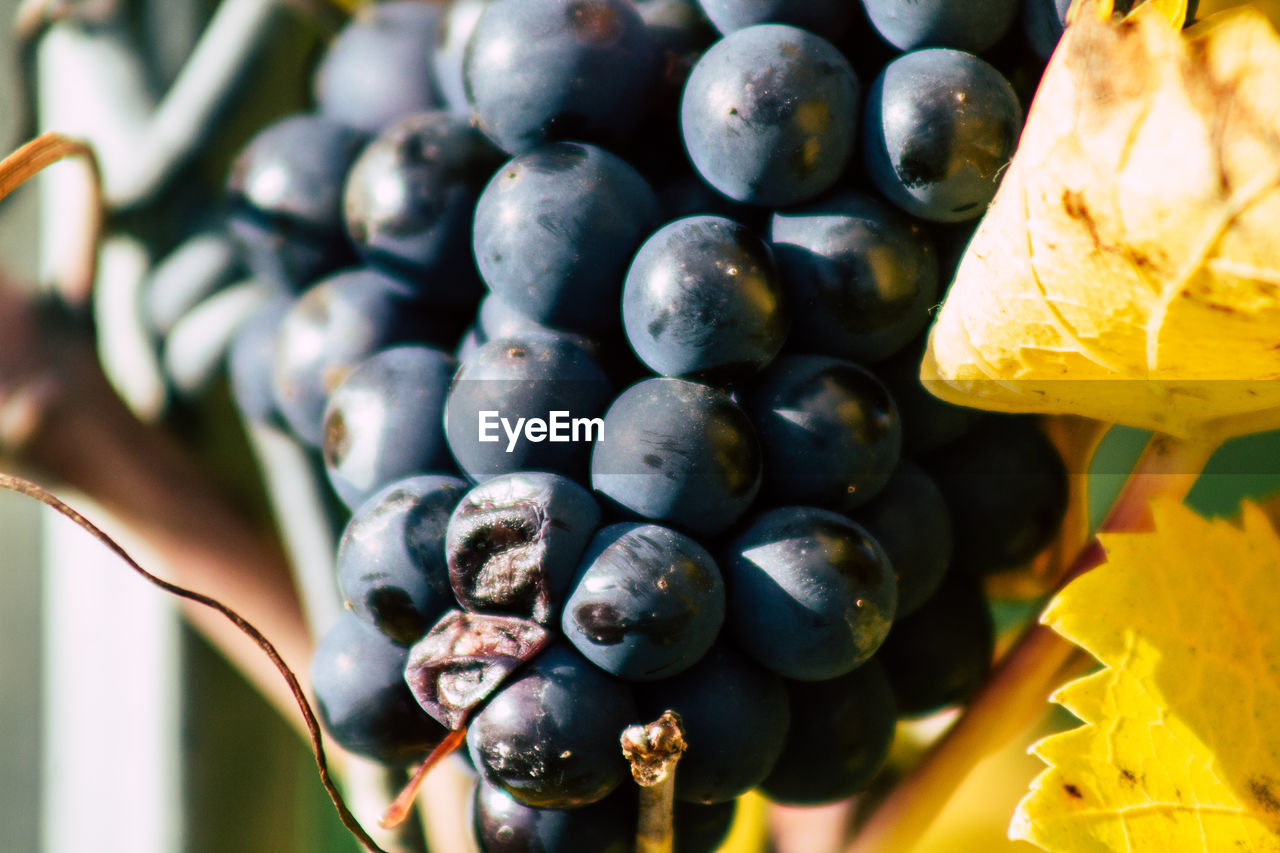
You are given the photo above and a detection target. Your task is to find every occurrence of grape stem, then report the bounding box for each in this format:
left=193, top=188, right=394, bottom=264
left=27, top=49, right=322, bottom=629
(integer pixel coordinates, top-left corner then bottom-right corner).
left=243, top=419, right=437, bottom=853
left=0, top=472, right=391, bottom=853
left=847, top=431, right=1218, bottom=853
left=0, top=133, right=101, bottom=302
left=622, top=711, right=688, bottom=853
left=379, top=729, right=467, bottom=830
left=0, top=294, right=441, bottom=853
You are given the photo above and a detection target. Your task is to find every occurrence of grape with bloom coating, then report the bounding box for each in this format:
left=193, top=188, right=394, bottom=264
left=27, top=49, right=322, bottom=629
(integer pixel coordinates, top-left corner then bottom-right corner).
left=723, top=506, right=897, bottom=680
left=681, top=24, right=859, bottom=206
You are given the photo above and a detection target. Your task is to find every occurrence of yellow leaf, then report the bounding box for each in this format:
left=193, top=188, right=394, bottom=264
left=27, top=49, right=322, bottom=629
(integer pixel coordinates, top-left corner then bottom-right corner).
left=921, top=0, right=1280, bottom=441
left=1011, top=499, right=1280, bottom=851
left=1103, top=0, right=1190, bottom=28
left=717, top=791, right=769, bottom=853
left=1138, top=0, right=1189, bottom=28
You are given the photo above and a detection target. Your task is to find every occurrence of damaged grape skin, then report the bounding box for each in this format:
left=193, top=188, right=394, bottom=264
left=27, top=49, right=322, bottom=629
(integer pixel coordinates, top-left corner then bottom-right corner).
left=446, top=472, right=603, bottom=625
left=404, top=609, right=553, bottom=730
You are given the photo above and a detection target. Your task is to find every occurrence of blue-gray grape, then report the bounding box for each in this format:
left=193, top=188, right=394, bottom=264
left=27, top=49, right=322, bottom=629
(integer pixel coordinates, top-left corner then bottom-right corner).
left=680, top=24, right=859, bottom=206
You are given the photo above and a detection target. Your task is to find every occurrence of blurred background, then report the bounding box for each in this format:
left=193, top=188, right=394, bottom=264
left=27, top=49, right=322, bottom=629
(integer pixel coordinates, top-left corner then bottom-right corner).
left=0, top=1, right=355, bottom=850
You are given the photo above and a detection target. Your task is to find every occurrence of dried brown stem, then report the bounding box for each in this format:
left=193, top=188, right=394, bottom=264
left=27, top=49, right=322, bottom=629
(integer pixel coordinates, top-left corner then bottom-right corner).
left=0, top=133, right=102, bottom=302
left=10, top=303, right=312, bottom=728
left=0, top=58, right=300, bottom=738
left=0, top=473, right=389, bottom=853
left=379, top=728, right=467, bottom=831
left=0, top=289, right=430, bottom=852
left=847, top=432, right=1218, bottom=853
left=622, top=711, right=687, bottom=853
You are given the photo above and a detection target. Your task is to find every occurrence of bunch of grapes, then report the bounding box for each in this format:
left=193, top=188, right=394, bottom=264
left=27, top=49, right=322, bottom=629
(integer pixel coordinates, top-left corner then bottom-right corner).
left=219, top=0, right=1075, bottom=848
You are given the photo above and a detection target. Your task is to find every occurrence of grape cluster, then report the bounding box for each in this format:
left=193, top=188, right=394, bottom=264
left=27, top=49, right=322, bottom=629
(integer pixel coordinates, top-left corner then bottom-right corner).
left=222, top=1, right=1073, bottom=849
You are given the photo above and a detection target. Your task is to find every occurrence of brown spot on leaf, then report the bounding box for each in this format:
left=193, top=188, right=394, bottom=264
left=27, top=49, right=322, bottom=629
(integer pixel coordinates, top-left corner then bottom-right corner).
left=1128, top=248, right=1157, bottom=271
left=1120, top=768, right=1138, bottom=785
left=1064, top=784, right=1084, bottom=799
left=1062, top=190, right=1103, bottom=249
left=1249, top=776, right=1280, bottom=814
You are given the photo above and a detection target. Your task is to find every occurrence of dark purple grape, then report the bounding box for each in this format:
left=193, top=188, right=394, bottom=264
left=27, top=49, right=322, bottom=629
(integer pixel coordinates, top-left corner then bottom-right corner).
left=271, top=267, right=461, bottom=446
left=466, top=644, right=638, bottom=809
left=591, top=378, right=761, bottom=538
left=696, top=0, right=854, bottom=37
left=342, top=111, right=501, bottom=299
left=562, top=522, right=724, bottom=681
left=860, top=0, right=1019, bottom=53
left=760, top=660, right=896, bottom=804
left=463, top=0, right=663, bottom=153
left=849, top=459, right=952, bottom=618
left=309, top=613, right=448, bottom=766
left=747, top=355, right=902, bottom=511
left=335, top=475, right=467, bottom=644
left=473, top=142, right=661, bottom=333
left=681, top=24, right=859, bottom=206
left=443, top=334, right=613, bottom=482
left=1023, top=0, right=1071, bottom=59
left=771, top=191, right=938, bottom=364
left=675, top=800, right=736, bottom=853
left=622, top=216, right=788, bottom=382
left=472, top=780, right=633, bottom=852
left=723, top=506, right=896, bottom=680
left=446, top=472, right=603, bottom=625
left=921, top=417, right=1067, bottom=574
left=313, top=0, right=446, bottom=132
left=226, top=114, right=367, bottom=290
left=932, top=219, right=977, bottom=292
left=636, top=644, right=789, bottom=804
left=877, top=570, right=994, bottom=715
left=322, top=346, right=458, bottom=510
left=228, top=294, right=292, bottom=424
left=875, top=336, right=981, bottom=453
left=862, top=49, right=1022, bottom=223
